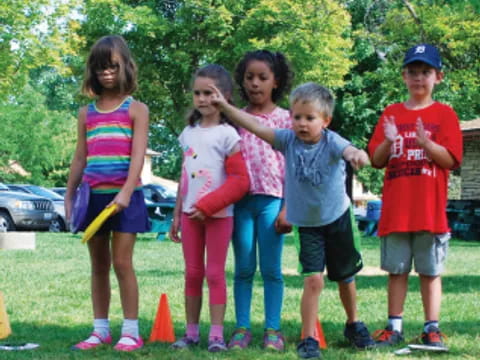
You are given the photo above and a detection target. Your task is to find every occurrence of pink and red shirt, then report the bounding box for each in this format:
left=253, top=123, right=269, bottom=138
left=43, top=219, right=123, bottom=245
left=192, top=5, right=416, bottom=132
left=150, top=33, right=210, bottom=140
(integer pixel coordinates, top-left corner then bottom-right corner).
left=240, top=107, right=291, bottom=198
left=82, top=97, right=141, bottom=193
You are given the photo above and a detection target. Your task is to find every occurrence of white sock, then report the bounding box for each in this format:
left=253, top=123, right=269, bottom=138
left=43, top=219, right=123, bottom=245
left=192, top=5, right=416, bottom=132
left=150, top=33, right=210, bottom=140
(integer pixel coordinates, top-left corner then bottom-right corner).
left=388, top=317, right=403, bottom=333
left=84, top=318, right=109, bottom=344
left=118, top=319, right=139, bottom=345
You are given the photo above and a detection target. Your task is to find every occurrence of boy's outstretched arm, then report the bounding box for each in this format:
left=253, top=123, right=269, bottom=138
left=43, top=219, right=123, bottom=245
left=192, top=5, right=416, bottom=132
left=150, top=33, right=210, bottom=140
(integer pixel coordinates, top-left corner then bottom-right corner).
left=343, top=146, right=370, bottom=170
left=416, top=118, right=457, bottom=169
left=209, top=84, right=275, bottom=145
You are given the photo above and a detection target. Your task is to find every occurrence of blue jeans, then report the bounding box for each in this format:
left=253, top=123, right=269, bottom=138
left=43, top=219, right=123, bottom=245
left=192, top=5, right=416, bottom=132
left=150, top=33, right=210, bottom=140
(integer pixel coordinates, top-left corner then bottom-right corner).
left=232, top=195, right=284, bottom=330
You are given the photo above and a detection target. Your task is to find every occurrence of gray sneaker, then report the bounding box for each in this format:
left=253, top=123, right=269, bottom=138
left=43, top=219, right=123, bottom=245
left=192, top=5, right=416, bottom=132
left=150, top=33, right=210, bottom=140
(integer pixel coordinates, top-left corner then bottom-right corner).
left=344, top=321, right=375, bottom=349
left=297, top=337, right=321, bottom=359
left=373, top=325, right=404, bottom=347
left=208, top=337, right=227, bottom=352
left=421, top=325, right=445, bottom=348
left=171, top=335, right=199, bottom=349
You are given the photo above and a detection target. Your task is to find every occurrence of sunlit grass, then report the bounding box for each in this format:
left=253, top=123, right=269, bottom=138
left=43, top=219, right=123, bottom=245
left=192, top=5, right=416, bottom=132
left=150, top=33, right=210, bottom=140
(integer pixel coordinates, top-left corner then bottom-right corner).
left=1, top=232, right=479, bottom=359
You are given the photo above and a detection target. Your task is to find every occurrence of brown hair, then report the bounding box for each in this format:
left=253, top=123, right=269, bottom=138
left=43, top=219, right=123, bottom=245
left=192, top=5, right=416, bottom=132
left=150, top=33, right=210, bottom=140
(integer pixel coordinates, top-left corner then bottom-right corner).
left=82, top=35, right=137, bottom=97
left=187, top=64, right=235, bottom=127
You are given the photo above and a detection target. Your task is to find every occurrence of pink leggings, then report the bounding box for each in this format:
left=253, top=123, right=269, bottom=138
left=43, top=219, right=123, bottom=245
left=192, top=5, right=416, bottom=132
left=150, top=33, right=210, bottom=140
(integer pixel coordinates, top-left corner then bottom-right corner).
left=181, top=214, right=232, bottom=305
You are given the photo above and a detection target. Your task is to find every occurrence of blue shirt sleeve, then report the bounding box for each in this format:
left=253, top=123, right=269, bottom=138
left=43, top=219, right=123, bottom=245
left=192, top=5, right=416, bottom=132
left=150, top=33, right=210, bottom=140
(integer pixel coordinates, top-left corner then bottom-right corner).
left=327, top=130, right=351, bottom=160
left=273, top=128, right=295, bottom=153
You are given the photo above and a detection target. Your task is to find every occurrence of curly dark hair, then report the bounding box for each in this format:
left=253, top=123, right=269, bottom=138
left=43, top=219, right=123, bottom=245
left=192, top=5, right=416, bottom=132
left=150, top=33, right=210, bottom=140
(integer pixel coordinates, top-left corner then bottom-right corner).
left=234, top=50, right=294, bottom=103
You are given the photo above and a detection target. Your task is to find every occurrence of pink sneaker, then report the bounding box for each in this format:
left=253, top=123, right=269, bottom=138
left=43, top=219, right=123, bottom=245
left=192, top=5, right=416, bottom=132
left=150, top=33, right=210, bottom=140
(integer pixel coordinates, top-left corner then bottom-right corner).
left=113, top=335, right=144, bottom=352
left=71, top=332, right=112, bottom=350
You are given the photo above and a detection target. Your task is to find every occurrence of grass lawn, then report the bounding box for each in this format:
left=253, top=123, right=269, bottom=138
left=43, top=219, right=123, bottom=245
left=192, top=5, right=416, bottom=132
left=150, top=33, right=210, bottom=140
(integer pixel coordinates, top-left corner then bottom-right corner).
left=1, top=232, right=479, bottom=359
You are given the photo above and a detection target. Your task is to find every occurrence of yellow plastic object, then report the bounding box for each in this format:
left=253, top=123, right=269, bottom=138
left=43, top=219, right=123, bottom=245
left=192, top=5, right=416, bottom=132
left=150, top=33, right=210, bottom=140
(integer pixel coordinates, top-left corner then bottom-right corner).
left=0, top=291, right=11, bottom=339
left=81, top=204, right=118, bottom=244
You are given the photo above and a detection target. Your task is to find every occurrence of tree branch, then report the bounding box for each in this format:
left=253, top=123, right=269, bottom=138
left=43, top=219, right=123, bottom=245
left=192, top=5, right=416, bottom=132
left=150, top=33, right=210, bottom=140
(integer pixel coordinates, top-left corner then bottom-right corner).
left=402, top=0, right=426, bottom=41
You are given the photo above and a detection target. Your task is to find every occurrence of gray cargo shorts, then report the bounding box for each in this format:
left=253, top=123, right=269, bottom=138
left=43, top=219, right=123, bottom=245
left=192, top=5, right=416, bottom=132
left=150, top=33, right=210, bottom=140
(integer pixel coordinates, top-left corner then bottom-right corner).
left=381, top=232, right=450, bottom=276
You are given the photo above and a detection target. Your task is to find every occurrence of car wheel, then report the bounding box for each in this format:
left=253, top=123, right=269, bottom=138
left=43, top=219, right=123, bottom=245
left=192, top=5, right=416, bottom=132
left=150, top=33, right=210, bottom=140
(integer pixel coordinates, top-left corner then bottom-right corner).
left=49, top=218, right=65, bottom=232
left=0, top=210, right=15, bottom=232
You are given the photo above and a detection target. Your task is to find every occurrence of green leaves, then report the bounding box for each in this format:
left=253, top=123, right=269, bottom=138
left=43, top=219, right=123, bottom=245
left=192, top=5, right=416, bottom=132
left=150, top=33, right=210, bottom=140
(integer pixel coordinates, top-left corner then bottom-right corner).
left=0, top=85, right=76, bottom=185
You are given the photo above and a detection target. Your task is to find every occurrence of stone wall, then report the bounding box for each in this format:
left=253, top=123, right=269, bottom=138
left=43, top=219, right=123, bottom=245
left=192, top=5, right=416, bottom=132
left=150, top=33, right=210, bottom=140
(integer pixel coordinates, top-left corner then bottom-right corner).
left=461, top=133, right=480, bottom=200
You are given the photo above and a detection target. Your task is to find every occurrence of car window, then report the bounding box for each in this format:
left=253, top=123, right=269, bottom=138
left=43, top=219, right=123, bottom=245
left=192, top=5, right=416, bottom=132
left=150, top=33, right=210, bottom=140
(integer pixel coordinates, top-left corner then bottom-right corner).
left=154, top=185, right=176, bottom=199
left=7, top=185, right=30, bottom=193
left=143, top=188, right=153, bottom=200
left=26, top=186, right=64, bottom=200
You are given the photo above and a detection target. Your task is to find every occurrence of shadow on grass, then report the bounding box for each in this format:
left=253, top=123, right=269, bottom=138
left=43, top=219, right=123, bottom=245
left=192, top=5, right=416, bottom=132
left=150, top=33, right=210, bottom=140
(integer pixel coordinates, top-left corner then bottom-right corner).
left=241, top=272, right=480, bottom=294
left=5, top=317, right=478, bottom=360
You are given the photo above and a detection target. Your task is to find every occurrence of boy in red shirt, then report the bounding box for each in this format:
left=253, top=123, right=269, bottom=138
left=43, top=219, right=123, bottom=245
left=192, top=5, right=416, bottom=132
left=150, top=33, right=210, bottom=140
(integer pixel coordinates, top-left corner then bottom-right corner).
left=368, top=44, right=463, bottom=348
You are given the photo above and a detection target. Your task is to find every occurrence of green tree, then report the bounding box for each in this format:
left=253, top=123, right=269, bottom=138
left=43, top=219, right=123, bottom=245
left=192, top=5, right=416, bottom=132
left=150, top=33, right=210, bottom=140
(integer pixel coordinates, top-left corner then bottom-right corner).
left=0, top=0, right=82, bottom=99
left=0, top=86, right=76, bottom=186
left=337, top=0, right=480, bottom=194
left=79, top=0, right=354, bottom=179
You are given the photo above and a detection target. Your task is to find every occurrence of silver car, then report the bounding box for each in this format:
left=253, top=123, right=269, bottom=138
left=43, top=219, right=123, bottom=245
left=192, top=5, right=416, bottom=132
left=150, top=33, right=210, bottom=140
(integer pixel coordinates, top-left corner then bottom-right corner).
left=6, top=184, right=66, bottom=232
left=0, top=183, right=56, bottom=232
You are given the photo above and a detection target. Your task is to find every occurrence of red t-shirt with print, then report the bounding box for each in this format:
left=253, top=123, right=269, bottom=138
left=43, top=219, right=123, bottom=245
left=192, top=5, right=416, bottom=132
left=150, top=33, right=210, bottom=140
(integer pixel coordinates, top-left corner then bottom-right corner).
left=368, top=102, right=463, bottom=236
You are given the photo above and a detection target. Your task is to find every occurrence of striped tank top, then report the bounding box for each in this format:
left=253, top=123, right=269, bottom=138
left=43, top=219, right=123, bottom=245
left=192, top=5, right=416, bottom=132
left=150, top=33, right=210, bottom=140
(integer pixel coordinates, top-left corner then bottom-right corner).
left=82, top=96, right=141, bottom=193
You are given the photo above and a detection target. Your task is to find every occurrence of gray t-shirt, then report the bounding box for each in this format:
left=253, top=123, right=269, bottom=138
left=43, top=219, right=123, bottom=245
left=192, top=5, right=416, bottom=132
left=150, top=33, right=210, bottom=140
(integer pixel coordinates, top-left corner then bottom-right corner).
left=273, top=128, right=351, bottom=226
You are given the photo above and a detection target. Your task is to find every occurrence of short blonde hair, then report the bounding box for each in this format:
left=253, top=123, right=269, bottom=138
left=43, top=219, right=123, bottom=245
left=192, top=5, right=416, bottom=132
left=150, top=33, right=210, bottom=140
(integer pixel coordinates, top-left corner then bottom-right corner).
left=289, top=82, right=335, bottom=118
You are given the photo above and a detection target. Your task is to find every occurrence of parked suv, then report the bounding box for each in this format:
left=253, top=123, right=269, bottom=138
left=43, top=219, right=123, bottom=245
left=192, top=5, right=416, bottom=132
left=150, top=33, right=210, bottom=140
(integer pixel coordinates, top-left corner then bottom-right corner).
left=6, top=184, right=66, bottom=232
left=142, top=183, right=177, bottom=205
left=0, top=183, right=56, bottom=232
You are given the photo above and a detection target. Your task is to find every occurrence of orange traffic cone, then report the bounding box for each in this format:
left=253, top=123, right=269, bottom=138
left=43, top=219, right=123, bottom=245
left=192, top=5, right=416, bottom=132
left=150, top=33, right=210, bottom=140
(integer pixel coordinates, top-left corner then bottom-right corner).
left=0, top=291, right=11, bottom=339
left=149, top=293, right=175, bottom=343
left=301, top=318, right=327, bottom=349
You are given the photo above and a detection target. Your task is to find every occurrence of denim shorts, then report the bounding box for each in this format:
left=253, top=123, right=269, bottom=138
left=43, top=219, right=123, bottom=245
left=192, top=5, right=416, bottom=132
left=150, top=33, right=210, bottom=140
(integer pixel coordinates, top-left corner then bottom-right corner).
left=381, top=232, right=450, bottom=276
left=78, top=190, right=151, bottom=234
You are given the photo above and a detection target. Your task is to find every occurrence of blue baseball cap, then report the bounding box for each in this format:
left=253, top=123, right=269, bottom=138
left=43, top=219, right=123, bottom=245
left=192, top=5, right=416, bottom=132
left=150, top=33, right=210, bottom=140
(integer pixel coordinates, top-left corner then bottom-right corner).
left=403, top=44, right=442, bottom=69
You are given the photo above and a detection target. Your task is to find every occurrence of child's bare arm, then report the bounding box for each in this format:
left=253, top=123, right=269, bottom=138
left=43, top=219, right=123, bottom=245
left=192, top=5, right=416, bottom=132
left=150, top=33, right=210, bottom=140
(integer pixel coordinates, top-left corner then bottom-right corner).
left=209, top=84, right=275, bottom=145
left=169, top=181, right=183, bottom=243
left=416, top=118, right=456, bottom=169
left=343, top=146, right=370, bottom=170
left=65, top=107, right=88, bottom=219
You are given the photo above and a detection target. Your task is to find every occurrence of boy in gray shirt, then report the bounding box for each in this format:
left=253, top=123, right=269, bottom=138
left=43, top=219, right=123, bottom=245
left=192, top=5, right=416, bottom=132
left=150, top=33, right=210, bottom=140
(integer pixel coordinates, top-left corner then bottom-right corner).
left=211, top=82, right=374, bottom=359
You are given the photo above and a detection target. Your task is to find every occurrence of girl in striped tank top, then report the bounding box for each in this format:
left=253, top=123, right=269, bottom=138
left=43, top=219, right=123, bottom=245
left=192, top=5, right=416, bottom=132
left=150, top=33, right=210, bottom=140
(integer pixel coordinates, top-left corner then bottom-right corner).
left=65, top=35, right=149, bottom=352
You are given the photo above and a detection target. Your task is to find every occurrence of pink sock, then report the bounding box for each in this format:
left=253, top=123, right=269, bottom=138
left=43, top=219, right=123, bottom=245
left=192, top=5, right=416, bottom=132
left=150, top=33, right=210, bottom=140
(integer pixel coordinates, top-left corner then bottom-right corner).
left=209, top=325, right=223, bottom=340
left=186, top=323, right=199, bottom=340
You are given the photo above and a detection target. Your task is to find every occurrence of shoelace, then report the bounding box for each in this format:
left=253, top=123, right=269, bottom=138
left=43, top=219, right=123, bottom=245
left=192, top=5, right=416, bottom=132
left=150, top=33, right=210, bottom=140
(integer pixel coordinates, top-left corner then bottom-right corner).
left=416, top=331, right=448, bottom=344
left=267, top=333, right=279, bottom=341
left=209, top=336, right=224, bottom=343
left=233, top=332, right=246, bottom=341
left=305, top=337, right=318, bottom=351
left=356, top=325, right=371, bottom=339
left=372, top=329, right=394, bottom=341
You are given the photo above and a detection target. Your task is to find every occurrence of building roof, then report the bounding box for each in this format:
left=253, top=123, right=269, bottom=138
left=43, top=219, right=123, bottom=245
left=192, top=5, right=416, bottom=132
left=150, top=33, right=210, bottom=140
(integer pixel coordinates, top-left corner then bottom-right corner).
left=461, top=118, right=480, bottom=131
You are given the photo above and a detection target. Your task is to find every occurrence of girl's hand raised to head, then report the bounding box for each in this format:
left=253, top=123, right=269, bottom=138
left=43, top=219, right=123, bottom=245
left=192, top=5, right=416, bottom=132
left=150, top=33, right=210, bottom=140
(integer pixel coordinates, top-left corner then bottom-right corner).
left=208, top=84, right=228, bottom=109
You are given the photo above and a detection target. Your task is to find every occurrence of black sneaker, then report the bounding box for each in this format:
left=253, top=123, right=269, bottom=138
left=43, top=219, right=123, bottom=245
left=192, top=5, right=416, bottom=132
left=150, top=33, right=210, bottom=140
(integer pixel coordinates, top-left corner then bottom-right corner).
left=297, top=337, right=321, bottom=359
left=373, top=325, right=404, bottom=347
left=344, top=321, right=375, bottom=349
left=421, top=325, right=445, bottom=347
